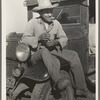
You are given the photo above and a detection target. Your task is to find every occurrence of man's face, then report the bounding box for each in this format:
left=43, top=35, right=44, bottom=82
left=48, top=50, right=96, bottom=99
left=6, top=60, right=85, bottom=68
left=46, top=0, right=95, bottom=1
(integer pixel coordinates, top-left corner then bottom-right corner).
left=40, top=8, right=54, bottom=23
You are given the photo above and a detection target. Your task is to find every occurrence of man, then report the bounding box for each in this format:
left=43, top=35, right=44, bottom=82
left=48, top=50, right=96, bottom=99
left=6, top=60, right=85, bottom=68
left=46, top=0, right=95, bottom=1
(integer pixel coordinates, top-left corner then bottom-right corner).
left=22, top=0, right=89, bottom=95
left=9, top=0, right=90, bottom=99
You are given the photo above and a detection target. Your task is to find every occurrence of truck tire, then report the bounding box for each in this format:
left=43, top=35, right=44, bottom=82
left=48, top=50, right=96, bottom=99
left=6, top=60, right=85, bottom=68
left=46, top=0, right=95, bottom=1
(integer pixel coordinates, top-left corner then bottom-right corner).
left=30, top=81, right=74, bottom=100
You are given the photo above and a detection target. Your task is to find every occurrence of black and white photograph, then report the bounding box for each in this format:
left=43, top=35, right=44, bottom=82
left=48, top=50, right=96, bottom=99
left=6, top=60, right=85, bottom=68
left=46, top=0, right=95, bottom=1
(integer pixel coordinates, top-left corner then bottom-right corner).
left=2, top=0, right=97, bottom=100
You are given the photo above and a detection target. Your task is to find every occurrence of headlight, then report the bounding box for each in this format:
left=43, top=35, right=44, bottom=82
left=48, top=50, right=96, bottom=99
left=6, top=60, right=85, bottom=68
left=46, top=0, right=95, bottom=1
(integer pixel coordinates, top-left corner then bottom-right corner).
left=16, top=43, right=30, bottom=62
left=12, top=68, right=21, bottom=77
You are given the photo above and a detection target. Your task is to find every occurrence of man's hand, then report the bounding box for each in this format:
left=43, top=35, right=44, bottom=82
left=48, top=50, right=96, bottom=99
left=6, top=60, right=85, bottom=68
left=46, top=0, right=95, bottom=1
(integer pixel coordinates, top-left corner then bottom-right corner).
left=38, top=33, right=50, bottom=41
left=46, top=40, right=59, bottom=47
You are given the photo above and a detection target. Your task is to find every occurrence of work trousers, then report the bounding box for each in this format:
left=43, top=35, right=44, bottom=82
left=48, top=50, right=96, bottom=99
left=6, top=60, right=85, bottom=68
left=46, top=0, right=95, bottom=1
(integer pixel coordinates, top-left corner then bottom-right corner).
left=30, top=48, right=87, bottom=90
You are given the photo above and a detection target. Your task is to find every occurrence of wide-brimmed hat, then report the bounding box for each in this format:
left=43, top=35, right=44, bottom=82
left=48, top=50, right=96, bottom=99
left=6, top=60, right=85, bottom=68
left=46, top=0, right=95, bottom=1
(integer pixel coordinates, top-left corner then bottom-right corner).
left=33, top=0, right=59, bottom=12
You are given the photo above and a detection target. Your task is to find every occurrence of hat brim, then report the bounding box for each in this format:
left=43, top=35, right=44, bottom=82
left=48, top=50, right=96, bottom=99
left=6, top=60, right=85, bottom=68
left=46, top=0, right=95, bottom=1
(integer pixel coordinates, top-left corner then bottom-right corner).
left=33, top=3, right=59, bottom=12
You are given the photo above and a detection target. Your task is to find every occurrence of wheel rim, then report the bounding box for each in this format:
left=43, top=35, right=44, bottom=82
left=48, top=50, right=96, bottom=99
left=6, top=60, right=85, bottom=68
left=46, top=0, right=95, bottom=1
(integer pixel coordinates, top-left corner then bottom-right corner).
left=86, top=67, right=95, bottom=93
left=88, top=54, right=95, bottom=86
left=87, top=71, right=95, bottom=85
left=87, top=67, right=95, bottom=86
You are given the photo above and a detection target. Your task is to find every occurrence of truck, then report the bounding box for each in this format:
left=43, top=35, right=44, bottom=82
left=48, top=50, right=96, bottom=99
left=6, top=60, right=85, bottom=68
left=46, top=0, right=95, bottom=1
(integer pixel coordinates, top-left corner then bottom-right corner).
left=6, top=0, right=95, bottom=100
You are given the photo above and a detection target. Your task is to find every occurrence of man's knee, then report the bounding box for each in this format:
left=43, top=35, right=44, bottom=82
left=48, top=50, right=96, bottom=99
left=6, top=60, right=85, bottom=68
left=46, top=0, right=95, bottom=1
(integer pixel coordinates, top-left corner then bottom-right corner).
left=30, top=48, right=50, bottom=64
left=63, top=49, right=79, bottom=58
left=40, top=48, right=50, bottom=56
left=71, top=51, right=79, bottom=58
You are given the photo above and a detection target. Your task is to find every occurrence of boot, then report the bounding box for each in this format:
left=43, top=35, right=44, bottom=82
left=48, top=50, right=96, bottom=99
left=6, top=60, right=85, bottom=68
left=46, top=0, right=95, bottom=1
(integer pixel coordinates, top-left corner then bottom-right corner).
left=76, top=88, right=93, bottom=98
left=55, top=78, right=70, bottom=90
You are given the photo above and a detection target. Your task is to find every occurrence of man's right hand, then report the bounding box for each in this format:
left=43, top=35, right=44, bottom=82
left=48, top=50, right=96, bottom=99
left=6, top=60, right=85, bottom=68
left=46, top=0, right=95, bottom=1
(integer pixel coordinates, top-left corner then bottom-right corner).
left=38, top=33, right=50, bottom=41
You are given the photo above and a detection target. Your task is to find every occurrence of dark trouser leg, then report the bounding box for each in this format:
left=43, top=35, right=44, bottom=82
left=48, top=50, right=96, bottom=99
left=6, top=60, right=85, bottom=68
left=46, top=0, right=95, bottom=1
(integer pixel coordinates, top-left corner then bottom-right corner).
left=31, top=48, right=62, bottom=82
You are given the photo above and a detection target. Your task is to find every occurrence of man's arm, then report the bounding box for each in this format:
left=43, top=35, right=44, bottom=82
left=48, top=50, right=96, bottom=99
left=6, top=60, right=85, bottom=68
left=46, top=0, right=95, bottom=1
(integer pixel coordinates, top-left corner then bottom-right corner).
left=21, top=35, right=38, bottom=48
left=21, top=19, right=38, bottom=48
left=46, top=20, right=68, bottom=49
left=56, top=20, right=68, bottom=48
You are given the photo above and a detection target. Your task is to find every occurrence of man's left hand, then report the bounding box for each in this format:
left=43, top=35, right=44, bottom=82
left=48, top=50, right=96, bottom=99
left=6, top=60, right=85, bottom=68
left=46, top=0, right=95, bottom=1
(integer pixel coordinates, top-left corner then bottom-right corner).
left=46, top=40, right=59, bottom=47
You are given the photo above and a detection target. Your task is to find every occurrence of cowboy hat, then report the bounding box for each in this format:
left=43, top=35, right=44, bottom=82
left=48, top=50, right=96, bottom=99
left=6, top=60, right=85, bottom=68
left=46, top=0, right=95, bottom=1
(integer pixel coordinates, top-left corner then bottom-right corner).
left=33, top=0, right=59, bottom=12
